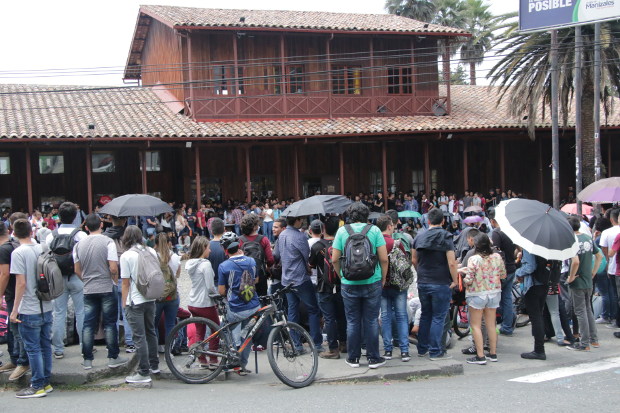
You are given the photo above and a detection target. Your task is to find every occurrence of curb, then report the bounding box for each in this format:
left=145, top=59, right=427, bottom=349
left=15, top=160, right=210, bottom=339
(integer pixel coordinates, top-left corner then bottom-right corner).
left=315, top=362, right=464, bottom=384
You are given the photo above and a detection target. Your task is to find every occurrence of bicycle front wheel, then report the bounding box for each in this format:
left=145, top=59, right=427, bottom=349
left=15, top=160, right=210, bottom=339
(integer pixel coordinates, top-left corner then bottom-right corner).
left=266, top=322, right=318, bottom=388
left=452, top=305, right=470, bottom=338
left=164, top=317, right=228, bottom=384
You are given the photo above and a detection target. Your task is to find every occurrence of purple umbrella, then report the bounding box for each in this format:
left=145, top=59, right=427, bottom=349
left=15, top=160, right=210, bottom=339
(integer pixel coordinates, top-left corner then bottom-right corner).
left=577, top=177, right=620, bottom=203
left=463, top=215, right=483, bottom=224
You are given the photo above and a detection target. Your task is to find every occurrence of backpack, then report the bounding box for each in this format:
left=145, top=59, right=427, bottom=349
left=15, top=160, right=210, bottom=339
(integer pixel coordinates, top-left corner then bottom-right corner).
left=130, top=246, right=166, bottom=300
left=240, top=235, right=266, bottom=275
left=48, top=228, right=81, bottom=276
left=533, top=256, right=562, bottom=286
left=0, top=297, right=8, bottom=344
left=231, top=259, right=256, bottom=303
left=392, top=232, right=412, bottom=258
left=158, top=254, right=177, bottom=302
left=388, top=240, right=414, bottom=291
left=318, top=239, right=340, bottom=286
left=340, top=224, right=378, bottom=281
left=36, top=250, right=66, bottom=301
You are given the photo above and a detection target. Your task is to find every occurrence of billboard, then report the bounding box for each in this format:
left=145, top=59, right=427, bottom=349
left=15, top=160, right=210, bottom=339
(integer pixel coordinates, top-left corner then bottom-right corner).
left=520, top=0, right=620, bottom=32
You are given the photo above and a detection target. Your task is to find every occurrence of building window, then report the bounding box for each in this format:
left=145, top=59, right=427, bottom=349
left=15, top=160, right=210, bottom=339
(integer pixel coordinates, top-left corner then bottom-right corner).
left=333, top=66, right=362, bottom=95
left=0, top=154, right=9, bottom=174
left=213, top=66, right=244, bottom=95
left=264, top=66, right=304, bottom=94
left=92, top=152, right=115, bottom=173
left=388, top=67, right=413, bottom=94
left=39, top=152, right=64, bottom=174
left=140, top=151, right=161, bottom=172
left=264, top=66, right=282, bottom=94
left=412, top=169, right=438, bottom=194
left=288, top=66, right=304, bottom=94
left=369, top=171, right=396, bottom=195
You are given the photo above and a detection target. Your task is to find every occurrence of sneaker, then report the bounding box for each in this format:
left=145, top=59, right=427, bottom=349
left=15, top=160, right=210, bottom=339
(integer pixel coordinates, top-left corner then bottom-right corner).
left=8, top=365, right=30, bottom=381
left=158, top=345, right=165, bottom=353
left=605, top=324, right=620, bottom=329
left=429, top=353, right=452, bottom=361
left=401, top=352, right=411, bottom=362
left=486, top=353, right=498, bottom=362
left=614, top=332, right=620, bottom=339
left=237, top=368, right=251, bottom=376
left=53, top=352, right=64, bottom=359
left=108, top=357, right=129, bottom=368
left=0, top=362, right=17, bottom=373
left=15, top=386, right=46, bottom=399
left=199, top=363, right=219, bottom=370
left=125, top=373, right=152, bottom=383
left=417, top=351, right=428, bottom=357
left=557, top=340, right=571, bottom=347
left=368, top=357, right=386, bottom=369
left=251, top=345, right=265, bottom=352
left=125, top=345, right=137, bottom=353
left=461, top=346, right=477, bottom=355
left=44, top=384, right=54, bottom=393
left=498, top=329, right=513, bottom=336
left=319, top=349, right=340, bottom=359
left=345, top=358, right=360, bottom=368
left=590, top=341, right=600, bottom=348
left=383, top=351, right=392, bottom=360
left=223, top=365, right=241, bottom=373
left=82, top=359, right=93, bottom=370
left=150, top=368, right=161, bottom=374
left=595, top=317, right=610, bottom=324
left=520, top=351, right=546, bottom=360
left=566, top=344, right=590, bottom=351
left=466, top=355, right=487, bottom=365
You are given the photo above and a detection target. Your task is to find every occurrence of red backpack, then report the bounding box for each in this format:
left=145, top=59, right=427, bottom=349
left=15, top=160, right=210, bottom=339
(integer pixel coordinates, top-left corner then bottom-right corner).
left=319, top=239, right=340, bottom=285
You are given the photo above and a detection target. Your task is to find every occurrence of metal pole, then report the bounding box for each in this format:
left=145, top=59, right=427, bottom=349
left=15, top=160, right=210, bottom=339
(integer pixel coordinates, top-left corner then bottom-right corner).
left=551, top=29, right=560, bottom=210
left=575, top=26, right=583, bottom=216
left=593, top=23, right=602, bottom=182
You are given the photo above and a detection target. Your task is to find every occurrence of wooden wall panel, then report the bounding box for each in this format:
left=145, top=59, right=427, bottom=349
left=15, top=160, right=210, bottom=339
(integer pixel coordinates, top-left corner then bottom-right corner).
left=415, top=38, right=439, bottom=96
left=141, top=19, right=184, bottom=101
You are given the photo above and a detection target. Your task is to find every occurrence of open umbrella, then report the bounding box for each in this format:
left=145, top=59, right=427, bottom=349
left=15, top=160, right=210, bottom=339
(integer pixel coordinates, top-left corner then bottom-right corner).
left=398, top=210, right=422, bottom=219
left=463, top=215, right=483, bottom=224
left=577, top=177, right=620, bottom=203
left=464, top=206, right=483, bottom=213
left=99, top=194, right=173, bottom=217
left=494, top=199, right=578, bottom=261
left=281, top=195, right=352, bottom=217
left=368, top=212, right=383, bottom=220
left=560, top=203, right=593, bottom=216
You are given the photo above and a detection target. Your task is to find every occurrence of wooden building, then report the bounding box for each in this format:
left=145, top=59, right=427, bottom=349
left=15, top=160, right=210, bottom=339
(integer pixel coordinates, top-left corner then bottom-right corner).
left=0, top=6, right=618, bottom=212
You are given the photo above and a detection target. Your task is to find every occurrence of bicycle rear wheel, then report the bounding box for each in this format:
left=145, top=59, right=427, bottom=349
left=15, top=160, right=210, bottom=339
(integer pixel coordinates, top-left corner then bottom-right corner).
left=266, top=322, right=318, bottom=388
left=164, top=317, right=227, bottom=384
left=452, top=304, right=470, bottom=338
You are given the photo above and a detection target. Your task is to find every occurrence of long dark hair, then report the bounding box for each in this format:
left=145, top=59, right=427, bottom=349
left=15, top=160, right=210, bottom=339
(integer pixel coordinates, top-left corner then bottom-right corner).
left=473, top=233, right=493, bottom=257
left=122, top=225, right=143, bottom=250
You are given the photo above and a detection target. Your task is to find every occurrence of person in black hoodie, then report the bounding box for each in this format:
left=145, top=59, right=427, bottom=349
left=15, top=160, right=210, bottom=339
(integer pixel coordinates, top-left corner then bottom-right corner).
left=103, top=216, right=135, bottom=353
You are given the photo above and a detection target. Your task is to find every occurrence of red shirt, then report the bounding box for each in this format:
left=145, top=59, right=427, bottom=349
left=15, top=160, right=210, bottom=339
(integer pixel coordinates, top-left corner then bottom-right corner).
left=196, top=210, right=206, bottom=227
left=383, top=234, right=406, bottom=287
left=612, top=233, right=620, bottom=276
left=239, top=234, right=275, bottom=267
left=44, top=217, right=56, bottom=231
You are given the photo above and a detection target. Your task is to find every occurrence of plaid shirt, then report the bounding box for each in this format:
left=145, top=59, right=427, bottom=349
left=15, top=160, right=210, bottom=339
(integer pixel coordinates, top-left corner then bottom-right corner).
left=231, top=208, right=244, bottom=225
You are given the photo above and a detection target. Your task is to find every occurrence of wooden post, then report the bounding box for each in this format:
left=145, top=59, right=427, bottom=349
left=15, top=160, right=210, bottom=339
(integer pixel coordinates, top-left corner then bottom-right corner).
left=140, top=149, right=147, bottom=194
left=326, top=36, right=332, bottom=119
left=275, top=146, right=283, bottom=199
left=369, top=38, right=375, bottom=111
left=245, top=146, right=251, bottom=203
left=500, top=140, right=506, bottom=191
left=463, top=140, right=468, bottom=192
left=195, top=145, right=201, bottom=207
left=410, top=37, right=417, bottom=110
left=280, top=34, right=288, bottom=116
left=86, top=146, right=93, bottom=213
left=293, top=145, right=300, bottom=199
left=382, top=142, right=388, bottom=212
left=232, top=33, right=241, bottom=117
left=339, top=143, right=345, bottom=195
left=424, top=141, right=431, bottom=194
left=25, top=144, right=33, bottom=213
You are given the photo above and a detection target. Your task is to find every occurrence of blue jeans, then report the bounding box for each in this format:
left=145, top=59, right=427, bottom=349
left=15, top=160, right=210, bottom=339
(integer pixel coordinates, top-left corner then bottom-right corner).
left=381, top=288, right=409, bottom=353
left=82, top=292, right=119, bottom=360
left=263, top=221, right=274, bottom=242
left=595, top=271, right=618, bottom=320
left=116, top=286, right=134, bottom=346
left=6, top=299, right=29, bottom=366
left=155, top=297, right=180, bottom=343
left=417, top=283, right=452, bottom=357
left=317, top=289, right=347, bottom=350
left=226, top=305, right=260, bottom=368
left=52, top=274, right=85, bottom=353
left=18, top=312, right=53, bottom=389
left=341, top=281, right=382, bottom=360
left=285, top=280, right=323, bottom=348
left=499, top=272, right=516, bottom=333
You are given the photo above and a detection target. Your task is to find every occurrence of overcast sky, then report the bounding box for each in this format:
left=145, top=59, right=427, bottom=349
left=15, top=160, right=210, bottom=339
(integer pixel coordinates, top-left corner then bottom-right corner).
left=0, top=1, right=518, bottom=86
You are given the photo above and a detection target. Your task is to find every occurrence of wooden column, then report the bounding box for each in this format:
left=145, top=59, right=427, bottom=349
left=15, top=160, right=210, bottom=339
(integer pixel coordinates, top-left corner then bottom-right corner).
left=339, top=143, right=345, bottom=195
left=463, top=140, right=468, bottom=192
left=537, top=138, right=544, bottom=201
left=326, top=36, right=332, bottom=119
left=86, top=146, right=93, bottom=213
left=500, top=140, right=506, bottom=191
left=423, top=141, right=431, bottom=194
left=245, top=146, right=251, bottom=203
left=275, top=146, right=283, bottom=199
left=187, top=35, right=195, bottom=118
left=280, top=34, right=288, bottom=116
left=382, top=142, right=388, bottom=212
left=140, top=149, right=147, bottom=194
left=410, top=38, right=417, bottom=111
left=293, top=145, right=300, bottom=199
left=369, top=38, right=375, bottom=111
left=25, top=144, right=33, bottom=213
left=195, top=145, right=201, bottom=207
left=232, top=33, right=241, bottom=117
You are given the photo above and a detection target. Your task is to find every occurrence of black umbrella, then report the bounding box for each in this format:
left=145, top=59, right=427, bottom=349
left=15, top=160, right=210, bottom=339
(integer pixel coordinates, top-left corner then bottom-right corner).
left=281, top=195, right=352, bottom=217
left=494, top=199, right=578, bottom=261
left=99, top=194, right=174, bottom=217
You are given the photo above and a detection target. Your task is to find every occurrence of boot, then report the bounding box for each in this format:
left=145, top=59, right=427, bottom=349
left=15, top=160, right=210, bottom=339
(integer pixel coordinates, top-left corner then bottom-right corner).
left=319, top=349, right=340, bottom=359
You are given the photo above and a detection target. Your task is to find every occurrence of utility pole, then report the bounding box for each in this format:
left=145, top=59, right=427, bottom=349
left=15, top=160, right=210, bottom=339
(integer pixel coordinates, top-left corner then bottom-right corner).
left=575, top=26, right=583, bottom=216
left=551, top=29, right=560, bottom=209
left=593, top=23, right=602, bottom=182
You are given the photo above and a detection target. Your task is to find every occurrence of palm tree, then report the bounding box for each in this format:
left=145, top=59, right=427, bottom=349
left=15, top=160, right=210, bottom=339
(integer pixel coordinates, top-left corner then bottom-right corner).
left=384, top=0, right=436, bottom=22
left=488, top=21, right=620, bottom=186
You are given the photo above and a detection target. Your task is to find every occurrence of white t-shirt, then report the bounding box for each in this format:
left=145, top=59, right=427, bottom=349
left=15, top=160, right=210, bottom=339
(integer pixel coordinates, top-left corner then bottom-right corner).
left=120, top=245, right=158, bottom=306
left=600, top=225, right=620, bottom=275
left=308, top=237, right=321, bottom=285
left=263, top=209, right=274, bottom=223
left=45, top=225, right=87, bottom=249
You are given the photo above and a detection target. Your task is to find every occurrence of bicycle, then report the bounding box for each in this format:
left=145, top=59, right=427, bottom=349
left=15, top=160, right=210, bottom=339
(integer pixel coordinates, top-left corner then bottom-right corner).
left=164, top=284, right=318, bottom=388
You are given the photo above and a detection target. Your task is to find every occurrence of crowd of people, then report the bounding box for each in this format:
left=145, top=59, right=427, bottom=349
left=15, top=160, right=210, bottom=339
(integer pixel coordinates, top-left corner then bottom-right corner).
left=0, top=187, right=619, bottom=398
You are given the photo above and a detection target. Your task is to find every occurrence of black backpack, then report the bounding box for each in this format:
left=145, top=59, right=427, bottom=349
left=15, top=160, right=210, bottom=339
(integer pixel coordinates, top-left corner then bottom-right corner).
left=340, top=224, right=377, bottom=281
left=48, top=228, right=81, bottom=276
left=240, top=235, right=266, bottom=275
left=533, top=256, right=562, bottom=285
